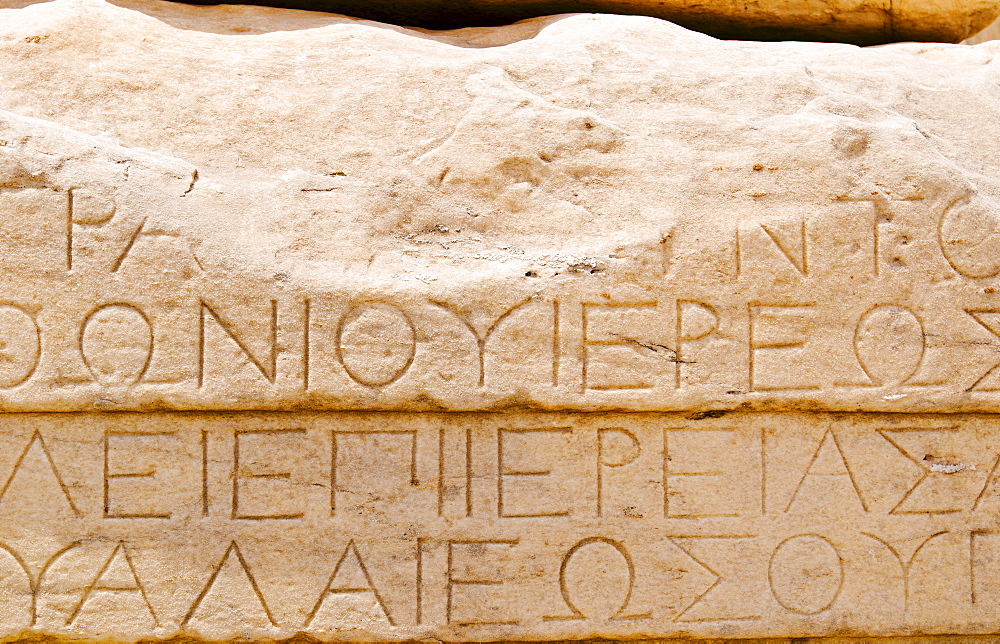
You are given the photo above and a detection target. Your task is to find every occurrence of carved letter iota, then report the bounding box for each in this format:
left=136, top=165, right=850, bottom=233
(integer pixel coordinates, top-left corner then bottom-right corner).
left=80, top=304, right=153, bottom=386
left=335, top=303, right=416, bottom=388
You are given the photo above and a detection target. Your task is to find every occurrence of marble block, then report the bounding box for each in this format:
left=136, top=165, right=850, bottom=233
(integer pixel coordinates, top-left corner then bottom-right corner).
left=0, top=0, right=998, bottom=638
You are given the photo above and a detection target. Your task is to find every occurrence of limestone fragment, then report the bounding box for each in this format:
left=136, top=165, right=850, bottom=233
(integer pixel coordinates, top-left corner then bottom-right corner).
left=0, top=0, right=996, bottom=639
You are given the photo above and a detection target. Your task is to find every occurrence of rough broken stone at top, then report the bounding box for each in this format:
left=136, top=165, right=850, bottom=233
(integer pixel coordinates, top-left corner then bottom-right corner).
left=174, top=0, right=1000, bottom=44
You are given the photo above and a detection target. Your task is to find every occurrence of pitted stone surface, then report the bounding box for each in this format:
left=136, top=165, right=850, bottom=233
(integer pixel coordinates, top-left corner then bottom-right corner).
left=0, top=0, right=998, bottom=639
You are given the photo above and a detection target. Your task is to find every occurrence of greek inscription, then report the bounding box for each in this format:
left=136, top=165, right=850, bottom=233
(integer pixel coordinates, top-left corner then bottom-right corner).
left=335, top=302, right=416, bottom=388
left=0, top=304, right=39, bottom=388
left=306, top=540, right=395, bottom=627
left=446, top=540, right=519, bottom=626
left=81, top=304, right=153, bottom=386
left=498, top=427, right=572, bottom=518
left=768, top=534, right=843, bottom=615
left=0, top=412, right=993, bottom=635
left=104, top=431, right=175, bottom=519
left=546, top=537, right=650, bottom=621
left=198, top=299, right=277, bottom=386
left=8, top=186, right=1000, bottom=405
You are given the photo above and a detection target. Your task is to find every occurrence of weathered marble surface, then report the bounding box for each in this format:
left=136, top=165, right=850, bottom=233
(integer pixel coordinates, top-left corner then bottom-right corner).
left=0, top=0, right=999, bottom=639
left=0, top=0, right=998, bottom=414
left=1, top=410, right=1000, bottom=640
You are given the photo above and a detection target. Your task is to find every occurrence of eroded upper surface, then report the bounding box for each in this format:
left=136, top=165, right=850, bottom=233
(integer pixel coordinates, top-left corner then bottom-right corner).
left=0, top=0, right=997, bottom=411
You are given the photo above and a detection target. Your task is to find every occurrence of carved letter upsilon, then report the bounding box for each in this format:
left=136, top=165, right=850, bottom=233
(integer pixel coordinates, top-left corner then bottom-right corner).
left=433, top=299, right=533, bottom=387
